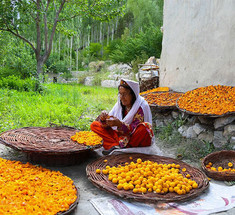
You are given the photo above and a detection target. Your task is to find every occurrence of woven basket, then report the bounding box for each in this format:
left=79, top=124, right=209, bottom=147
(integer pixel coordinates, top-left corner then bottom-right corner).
left=57, top=185, right=79, bottom=215
left=86, top=153, right=209, bottom=203
left=201, top=150, right=235, bottom=181
left=143, top=91, right=183, bottom=110
left=0, top=127, right=102, bottom=166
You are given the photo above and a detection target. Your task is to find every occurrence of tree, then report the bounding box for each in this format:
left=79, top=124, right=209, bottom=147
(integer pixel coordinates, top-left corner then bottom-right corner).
left=0, top=0, right=126, bottom=78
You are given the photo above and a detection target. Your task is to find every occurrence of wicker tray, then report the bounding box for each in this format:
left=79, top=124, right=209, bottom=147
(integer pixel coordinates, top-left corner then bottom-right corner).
left=201, top=150, right=235, bottom=181
left=143, top=92, right=183, bottom=110
left=58, top=185, right=79, bottom=215
left=0, top=127, right=102, bottom=166
left=86, top=153, right=209, bottom=203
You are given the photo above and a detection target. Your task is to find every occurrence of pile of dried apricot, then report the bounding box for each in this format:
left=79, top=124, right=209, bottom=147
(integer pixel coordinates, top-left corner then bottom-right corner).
left=143, top=92, right=183, bottom=107
left=71, top=131, right=102, bottom=146
left=177, top=85, right=235, bottom=115
left=96, top=158, right=198, bottom=195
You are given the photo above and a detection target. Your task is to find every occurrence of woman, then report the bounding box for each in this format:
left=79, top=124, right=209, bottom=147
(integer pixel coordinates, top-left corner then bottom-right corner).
left=90, top=79, right=154, bottom=155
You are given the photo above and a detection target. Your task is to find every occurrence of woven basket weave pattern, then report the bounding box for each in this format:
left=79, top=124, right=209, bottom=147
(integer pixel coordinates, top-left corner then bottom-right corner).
left=201, top=150, right=235, bottom=181
left=0, top=127, right=101, bottom=154
left=87, top=153, right=209, bottom=203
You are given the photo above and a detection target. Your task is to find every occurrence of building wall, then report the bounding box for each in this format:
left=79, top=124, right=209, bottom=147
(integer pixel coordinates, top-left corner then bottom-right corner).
left=160, top=0, right=235, bottom=92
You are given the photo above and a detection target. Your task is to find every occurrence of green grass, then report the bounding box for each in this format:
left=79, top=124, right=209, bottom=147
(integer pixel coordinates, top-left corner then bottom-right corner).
left=0, top=83, right=117, bottom=133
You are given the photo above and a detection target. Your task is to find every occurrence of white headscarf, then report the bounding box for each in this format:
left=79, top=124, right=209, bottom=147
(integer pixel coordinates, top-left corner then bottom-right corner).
left=109, top=79, right=152, bottom=125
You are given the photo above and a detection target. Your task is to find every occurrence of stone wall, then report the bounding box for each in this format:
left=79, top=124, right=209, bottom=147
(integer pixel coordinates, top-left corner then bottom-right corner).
left=152, top=107, right=235, bottom=149
left=160, top=0, right=235, bottom=92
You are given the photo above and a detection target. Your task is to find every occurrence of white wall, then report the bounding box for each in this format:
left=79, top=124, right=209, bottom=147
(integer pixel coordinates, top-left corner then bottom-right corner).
left=160, top=0, right=235, bottom=92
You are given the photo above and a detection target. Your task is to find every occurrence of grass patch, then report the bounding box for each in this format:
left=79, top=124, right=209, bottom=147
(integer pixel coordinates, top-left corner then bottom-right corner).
left=0, top=83, right=117, bottom=133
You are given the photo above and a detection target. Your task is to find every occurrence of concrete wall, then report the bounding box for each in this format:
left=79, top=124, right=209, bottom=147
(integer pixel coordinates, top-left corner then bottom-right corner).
left=160, top=0, right=235, bottom=92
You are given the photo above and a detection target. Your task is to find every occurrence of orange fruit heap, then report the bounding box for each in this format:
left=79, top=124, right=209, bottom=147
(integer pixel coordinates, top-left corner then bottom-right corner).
left=206, top=161, right=235, bottom=172
left=143, top=92, right=183, bottom=106
left=96, top=158, right=198, bottom=195
left=177, top=85, right=235, bottom=115
left=140, top=87, right=170, bottom=95
left=71, top=131, right=102, bottom=146
left=0, top=158, right=77, bottom=215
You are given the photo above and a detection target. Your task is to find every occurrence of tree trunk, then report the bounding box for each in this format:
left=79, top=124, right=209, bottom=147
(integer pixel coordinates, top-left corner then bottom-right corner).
left=36, top=58, right=44, bottom=77
left=70, top=37, right=73, bottom=71
left=107, top=24, right=109, bottom=45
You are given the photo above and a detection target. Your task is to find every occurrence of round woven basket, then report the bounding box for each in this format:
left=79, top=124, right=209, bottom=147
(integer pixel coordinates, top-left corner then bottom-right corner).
left=58, top=185, right=79, bottom=215
left=86, top=153, right=209, bottom=203
left=0, top=127, right=102, bottom=166
left=143, top=91, right=183, bottom=110
left=201, top=150, right=235, bottom=181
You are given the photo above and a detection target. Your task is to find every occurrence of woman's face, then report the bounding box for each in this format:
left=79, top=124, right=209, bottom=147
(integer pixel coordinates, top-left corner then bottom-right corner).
left=118, top=86, right=133, bottom=107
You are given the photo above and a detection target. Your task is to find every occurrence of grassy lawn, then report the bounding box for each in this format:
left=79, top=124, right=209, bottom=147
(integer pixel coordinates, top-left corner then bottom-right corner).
left=0, top=83, right=118, bottom=133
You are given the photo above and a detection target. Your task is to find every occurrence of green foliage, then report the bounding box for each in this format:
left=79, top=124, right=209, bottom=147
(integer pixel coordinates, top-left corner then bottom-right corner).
left=109, top=26, right=162, bottom=66
left=45, top=53, right=69, bottom=74
left=0, top=84, right=117, bottom=133
left=0, top=32, right=36, bottom=78
left=0, top=76, right=43, bottom=92
left=88, top=43, right=102, bottom=58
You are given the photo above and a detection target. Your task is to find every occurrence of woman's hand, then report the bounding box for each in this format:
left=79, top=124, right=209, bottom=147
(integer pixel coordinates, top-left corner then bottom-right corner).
left=106, top=116, right=122, bottom=128
left=100, top=110, right=109, bottom=121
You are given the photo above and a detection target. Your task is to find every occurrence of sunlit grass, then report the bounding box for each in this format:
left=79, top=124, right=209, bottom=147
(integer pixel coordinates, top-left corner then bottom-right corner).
left=0, top=83, right=117, bottom=132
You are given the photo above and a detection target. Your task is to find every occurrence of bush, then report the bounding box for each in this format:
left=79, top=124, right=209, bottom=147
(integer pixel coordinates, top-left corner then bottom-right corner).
left=109, top=26, right=162, bottom=66
left=0, top=76, right=43, bottom=92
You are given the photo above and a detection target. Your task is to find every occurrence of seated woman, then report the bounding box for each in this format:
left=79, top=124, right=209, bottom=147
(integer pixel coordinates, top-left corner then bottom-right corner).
left=90, top=79, right=154, bottom=155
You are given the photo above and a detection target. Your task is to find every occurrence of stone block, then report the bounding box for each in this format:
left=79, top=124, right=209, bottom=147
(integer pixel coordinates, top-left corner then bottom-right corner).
left=171, top=111, right=179, bottom=119
left=178, top=125, right=188, bottom=137
left=193, top=123, right=205, bottom=135
left=186, top=126, right=197, bottom=139
left=213, top=131, right=228, bottom=148
left=198, top=131, right=214, bottom=143
left=223, top=124, right=235, bottom=137
left=214, top=116, right=235, bottom=129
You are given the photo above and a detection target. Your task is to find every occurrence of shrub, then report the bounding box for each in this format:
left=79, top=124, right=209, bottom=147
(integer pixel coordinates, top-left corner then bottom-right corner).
left=0, top=76, right=43, bottom=92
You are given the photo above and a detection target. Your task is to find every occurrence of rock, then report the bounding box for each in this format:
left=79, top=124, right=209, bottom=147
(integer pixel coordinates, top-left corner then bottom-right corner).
left=101, top=80, right=119, bottom=88
left=213, top=131, right=228, bottom=148
left=88, top=61, right=105, bottom=72
left=214, top=116, right=235, bottom=129
left=164, top=114, right=174, bottom=125
left=223, top=124, right=235, bottom=137
left=107, top=63, right=132, bottom=74
left=153, top=113, right=165, bottom=120
left=171, top=111, right=179, bottom=119
left=230, top=136, right=235, bottom=144
left=186, top=126, right=197, bottom=138
left=198, top=116, right=215, bottom=126
left=145, top=56, right=158, bottom=65
left=155, top=119, right=164, bottom=127
left=198, top=131, right=214, bottom=143
left=84, top=76, right=94, bottom=86
left=193, top=123, right=205, bottom=135
left=178, top=125, right=188, bottom=137
left=187, top=116, right=197, bottom=125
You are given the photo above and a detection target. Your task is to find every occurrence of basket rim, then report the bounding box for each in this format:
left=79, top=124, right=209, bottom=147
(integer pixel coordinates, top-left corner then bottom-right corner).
left=201, top=150, right=235, bottom=181
left=86, top=153, right=209, bottom=203
left=0, top=126, right=102, bottom=154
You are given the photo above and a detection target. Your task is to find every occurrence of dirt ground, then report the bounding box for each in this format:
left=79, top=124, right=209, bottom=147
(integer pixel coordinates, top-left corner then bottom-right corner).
left=0, top=143, right=235, bottom=215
